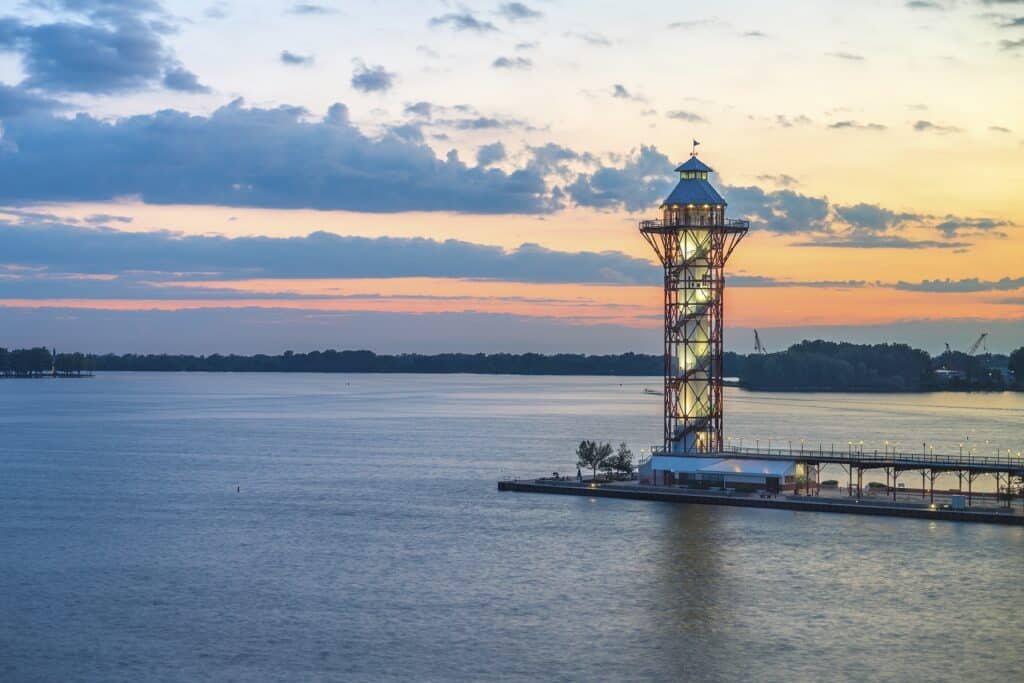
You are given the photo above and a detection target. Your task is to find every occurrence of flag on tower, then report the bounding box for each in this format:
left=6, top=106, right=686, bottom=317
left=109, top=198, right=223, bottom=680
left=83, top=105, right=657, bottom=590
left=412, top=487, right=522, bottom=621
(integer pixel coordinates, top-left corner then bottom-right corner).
left=691, top=139, right=700, bottom=155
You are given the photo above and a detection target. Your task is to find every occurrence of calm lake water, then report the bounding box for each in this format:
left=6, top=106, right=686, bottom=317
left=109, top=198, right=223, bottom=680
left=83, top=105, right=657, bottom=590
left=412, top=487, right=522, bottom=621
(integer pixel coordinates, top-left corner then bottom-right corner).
left=2, top=373, right=1022, bottom=682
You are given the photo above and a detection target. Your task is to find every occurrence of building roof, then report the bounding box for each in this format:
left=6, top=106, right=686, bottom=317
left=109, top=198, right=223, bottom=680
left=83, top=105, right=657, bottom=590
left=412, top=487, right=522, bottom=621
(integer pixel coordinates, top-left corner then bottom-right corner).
left=698, top=459, right=796, bottom=477
left=651, top=456, right=795, bottom=477
left=674, top=156, right=714, bottom=173
left=663, top=178, right=727, bottom=206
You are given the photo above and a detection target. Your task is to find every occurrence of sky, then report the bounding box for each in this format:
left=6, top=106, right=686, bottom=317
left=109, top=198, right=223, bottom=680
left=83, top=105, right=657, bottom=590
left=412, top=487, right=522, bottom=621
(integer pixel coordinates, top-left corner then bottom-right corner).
left=0, top=0, right=1022, bottom=355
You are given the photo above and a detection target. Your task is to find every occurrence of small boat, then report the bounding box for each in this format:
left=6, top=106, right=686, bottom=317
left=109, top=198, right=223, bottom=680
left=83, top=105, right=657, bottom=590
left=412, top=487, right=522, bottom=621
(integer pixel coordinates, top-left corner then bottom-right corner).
left=642, top=388, right=663, bottom=396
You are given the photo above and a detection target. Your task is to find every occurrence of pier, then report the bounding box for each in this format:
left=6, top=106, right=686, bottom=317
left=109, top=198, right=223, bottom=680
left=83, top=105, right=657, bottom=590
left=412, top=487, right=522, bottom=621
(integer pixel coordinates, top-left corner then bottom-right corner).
left=498, top=477, right=1024, bottom=526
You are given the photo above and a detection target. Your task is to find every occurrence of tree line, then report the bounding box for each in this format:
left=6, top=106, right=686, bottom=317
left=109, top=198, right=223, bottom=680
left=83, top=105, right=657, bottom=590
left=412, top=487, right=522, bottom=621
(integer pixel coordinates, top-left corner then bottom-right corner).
left=1, top=343, right=1021, bottom=391
left=0, top=347, right=94, bottom=377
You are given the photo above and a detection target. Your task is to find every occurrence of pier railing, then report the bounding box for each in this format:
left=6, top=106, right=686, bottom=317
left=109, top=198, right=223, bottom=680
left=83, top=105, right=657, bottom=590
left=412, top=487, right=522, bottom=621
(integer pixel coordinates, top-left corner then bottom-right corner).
left=642, top=444, right=1024, bottom=474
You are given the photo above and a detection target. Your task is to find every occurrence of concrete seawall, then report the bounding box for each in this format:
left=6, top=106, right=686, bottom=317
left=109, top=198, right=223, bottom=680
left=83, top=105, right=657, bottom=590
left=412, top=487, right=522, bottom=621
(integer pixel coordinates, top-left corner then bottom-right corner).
left=498, top=480, right=1024, bottom=526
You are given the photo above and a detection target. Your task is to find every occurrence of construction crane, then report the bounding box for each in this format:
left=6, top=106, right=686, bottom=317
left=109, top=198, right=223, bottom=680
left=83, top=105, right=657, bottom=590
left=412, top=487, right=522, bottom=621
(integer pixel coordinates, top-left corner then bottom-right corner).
left=966, top=332, right=988, bottom=356
left=753, top=330, right=767, bottom=355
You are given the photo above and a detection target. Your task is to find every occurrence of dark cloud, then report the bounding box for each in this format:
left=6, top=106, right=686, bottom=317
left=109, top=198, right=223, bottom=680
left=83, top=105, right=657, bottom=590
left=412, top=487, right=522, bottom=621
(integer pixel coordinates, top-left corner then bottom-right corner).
left=611, top=84, right=632, bottom=99
left=280, top=50, right=314, bottom=66
left=428, top=13, right=498, bottom=32
left=834, top=204, right=921, bottom=233
left=492, top=56, right=532, bottom=69
left=0, top=82, right=67, bottom=117
left=0, top=2, right=206, bottom=95
left=566, top=145, right=674, bottom=212
left=0, top=222, right=661, bottom=285
left=829, top=120, right=886, bottom=131
left=162, top=66, right=210, bottom=92
left=724, top=186, right=830, bottom=234
left=934, top=216, right=1009, bottom=238
left=1001, top=38, right=1024, bottom=50
left=905, top=1, right=942, bottom=8
left=475, top=142, right=506, bottom=166
left=913, top=120, right=963, bottom=133
left=0, top=100, right=558, bottom=213
left=515, top=41, right=538, bottom=50
left=403, top=101, right=434, bottom=118
left=989, top=125, right=1012, bottom=133
left=666, top=110, right=706, bottom=123
left=498, top=3, right=542, bottom=21
left=351, top=61, right=395, bottom=93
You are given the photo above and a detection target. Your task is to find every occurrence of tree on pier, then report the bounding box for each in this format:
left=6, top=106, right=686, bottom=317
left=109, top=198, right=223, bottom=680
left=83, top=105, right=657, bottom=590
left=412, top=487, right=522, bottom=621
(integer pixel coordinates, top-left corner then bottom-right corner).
left=601, top=442, right=634, bottom=479
left=576, top=440, right=612, bottom=482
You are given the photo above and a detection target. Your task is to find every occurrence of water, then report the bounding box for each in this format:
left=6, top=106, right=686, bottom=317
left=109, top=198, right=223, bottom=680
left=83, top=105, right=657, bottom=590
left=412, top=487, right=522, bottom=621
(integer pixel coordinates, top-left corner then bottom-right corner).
left=1, top=374, right=1022, bottom=682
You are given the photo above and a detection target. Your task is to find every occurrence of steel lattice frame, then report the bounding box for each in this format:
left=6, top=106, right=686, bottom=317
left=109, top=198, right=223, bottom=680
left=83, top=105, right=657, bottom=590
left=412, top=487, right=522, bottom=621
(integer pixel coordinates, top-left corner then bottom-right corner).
left=640, top=218, right=747, bottom=454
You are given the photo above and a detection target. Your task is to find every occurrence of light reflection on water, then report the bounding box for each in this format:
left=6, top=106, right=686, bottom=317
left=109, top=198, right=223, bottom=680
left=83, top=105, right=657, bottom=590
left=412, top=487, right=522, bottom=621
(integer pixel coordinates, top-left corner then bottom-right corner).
left=0, top=373, right=1021, bottom=682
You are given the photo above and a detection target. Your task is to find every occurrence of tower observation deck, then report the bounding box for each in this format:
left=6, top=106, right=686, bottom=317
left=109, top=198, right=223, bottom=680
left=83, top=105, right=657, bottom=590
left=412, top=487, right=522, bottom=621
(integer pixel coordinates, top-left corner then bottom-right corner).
left=640, top=154, right=748, bottom=455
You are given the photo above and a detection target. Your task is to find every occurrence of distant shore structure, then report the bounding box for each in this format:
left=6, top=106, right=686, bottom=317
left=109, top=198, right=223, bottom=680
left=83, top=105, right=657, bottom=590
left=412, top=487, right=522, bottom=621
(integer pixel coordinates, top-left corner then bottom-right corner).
left=639, top=149, right=748, bottom=455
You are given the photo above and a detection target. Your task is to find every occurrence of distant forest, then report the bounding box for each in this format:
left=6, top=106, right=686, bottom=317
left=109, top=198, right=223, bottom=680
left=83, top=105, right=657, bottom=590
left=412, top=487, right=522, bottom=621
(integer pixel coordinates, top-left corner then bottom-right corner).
left=2, top=343, right=1022, bottom=392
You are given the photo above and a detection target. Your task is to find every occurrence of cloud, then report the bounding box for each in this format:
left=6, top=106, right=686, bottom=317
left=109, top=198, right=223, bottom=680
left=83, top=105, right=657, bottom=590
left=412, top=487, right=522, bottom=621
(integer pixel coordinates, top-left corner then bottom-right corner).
left=0, top=100, right=559, bottom=213
left=280, top=50, right=314, bottom=66
left=668, top=19, right=726, bottom=30
left=404, top=101, right=434, bottom=118
left=792, top=236, right=970, bottom=249
left=162, top=66, right=210, bottom=93
left=933, top=216, right=1009, bottom=238
left=288, top=3, right=336, bottom=14
left=0, top=2, right=206, bottom=95
left=1002, top=17, right=1024, bottom=28
left=666, top=110, right=707, bottom=123
left=515, top=41, right=538, bottom=50
left=1001, top=38, right=1024, bottom=50
left=726, top=186, right=831, bottom=234
left=893, top=277, right=1024, bottom=292
left=0, top=82, right=67, bottom=117
left=828, top=120, right=886, bottom=131
left=566, top=145, right=675, bottom=212
left=905, top=1, right=942, bottom=9
left=428, top=13, right=498, bottom=32
left=834, top=203, right=921, bottom=233
left=611, top=84, right=632, bottom=99
left=828, top=51, right=865, bottom=61
left=566, top=31, right=611, bottom=46
left=476, top=142, right=506, bottom=166
left=913, top=120, right=963, bottom=133
left=989, top=125, right=1012, bottom=133
left=492, top=56, right=532, bottom=69
left=351, top=61, right=395, bottom=92
left=756, top=174, right=799, bottom=187
left=498, top=3, right=542, bottom=21
left=775, top=114, right=812, bottom=127
left=0, top=221, right=662, bottom=285
left=741, top=30, right=767, bottom=38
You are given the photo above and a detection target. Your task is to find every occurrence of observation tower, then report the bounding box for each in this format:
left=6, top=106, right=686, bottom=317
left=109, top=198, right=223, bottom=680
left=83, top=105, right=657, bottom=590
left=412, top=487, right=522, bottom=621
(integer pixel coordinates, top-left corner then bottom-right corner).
left=640, top=152, right=748, bottom=455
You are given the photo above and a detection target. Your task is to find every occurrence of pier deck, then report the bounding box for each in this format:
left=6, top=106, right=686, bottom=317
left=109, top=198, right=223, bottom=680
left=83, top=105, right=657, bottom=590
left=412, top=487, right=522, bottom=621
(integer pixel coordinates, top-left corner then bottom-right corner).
left=498, top=479, right=1024, bottom=526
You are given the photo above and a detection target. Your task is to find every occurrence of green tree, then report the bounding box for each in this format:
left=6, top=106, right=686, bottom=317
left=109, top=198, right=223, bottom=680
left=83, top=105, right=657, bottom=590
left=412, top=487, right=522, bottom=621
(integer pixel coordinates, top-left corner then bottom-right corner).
left=1010, top=347, right=1024, bottom=388
left=602, top=442, right=634, bottom=479
left=576, top=440, right=612, bottom=482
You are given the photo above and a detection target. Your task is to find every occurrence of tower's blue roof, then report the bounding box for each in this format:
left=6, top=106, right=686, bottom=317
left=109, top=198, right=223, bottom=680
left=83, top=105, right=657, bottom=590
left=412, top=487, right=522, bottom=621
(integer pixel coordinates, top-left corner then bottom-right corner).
left=663, top=179, right=726, bottom=206
left=674, top=156, right=714, bottom=173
